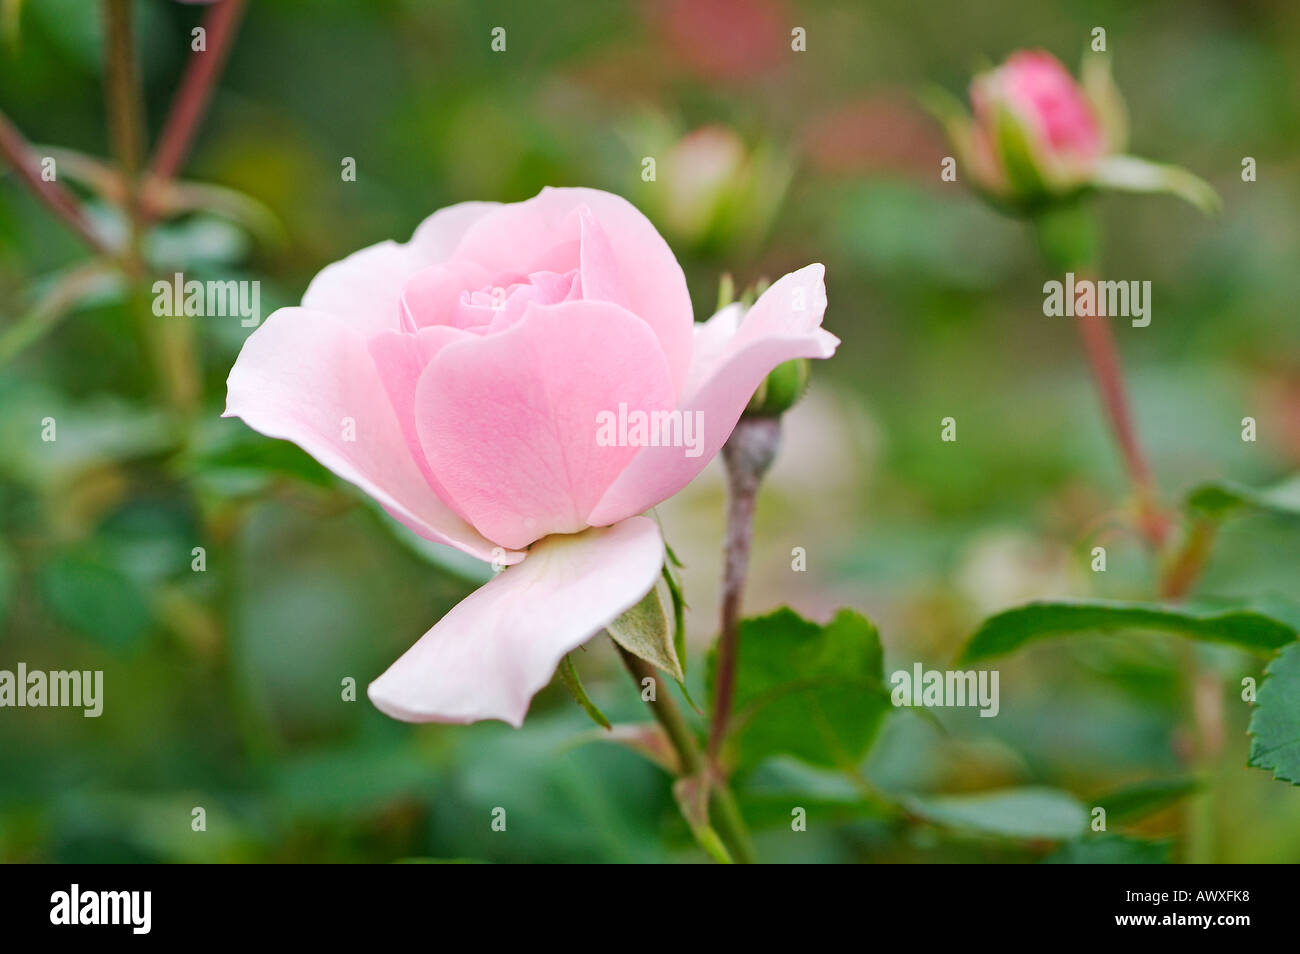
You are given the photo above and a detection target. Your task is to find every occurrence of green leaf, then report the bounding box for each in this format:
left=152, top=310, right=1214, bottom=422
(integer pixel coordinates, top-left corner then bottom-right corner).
left=606, top=585, right=683, bottom=682
left=1080, top=53, right=1128, bottom=153
left=556, top=654, right=611, bottom=731
left=0, top=538, right=13, bottom=626
left=1248, top=641, right=1300, bottom=784
left=1186, top=474, right=1300, bottom=521
left=38, top=552, right=152, bottom=652
left=916, top=84, right=973, bottom=160
left=660, top=564, right=688, bottom=677
left=1091, top=777, right=1200, bottom=823
left=907, top=787, right=1088, bottom=841
left=958, top=599, right=1298, bottom=664
left=1092, top=155, right=1221, bottom=215
left=709, top=607, right=890, bottom=773
left=737, top=794, right=893, bottom=830
left=1045, top=835, right=1172, bottom=864
left=992, top=101, right=1049, bottom=198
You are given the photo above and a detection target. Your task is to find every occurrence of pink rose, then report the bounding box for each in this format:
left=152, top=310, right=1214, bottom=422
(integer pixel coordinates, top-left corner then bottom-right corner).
left=225, top=187, right=837, bottom=725
left=967, top=50, right=1107, bottom=200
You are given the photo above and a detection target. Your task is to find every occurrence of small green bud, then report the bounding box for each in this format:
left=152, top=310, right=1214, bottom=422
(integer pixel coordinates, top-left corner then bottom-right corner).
left=745, top=357, right=810, bottom=417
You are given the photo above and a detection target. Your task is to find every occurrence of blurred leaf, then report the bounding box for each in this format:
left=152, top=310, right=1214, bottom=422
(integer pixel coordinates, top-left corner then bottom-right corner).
left=958, top=599, right=1298, bottom=664
left=1080, top=52, right=1128, bottom=153
left=2, top=0, right=22, bottom=52
left=607, top=585, right=682, bottom=682
left=736, top=758, right=896, bottom=829
left=0, top=385, right=176, bottom=489
left=1045, top=835, right=1171, bottom=864
left=916, top=84, right=972, bottom=161
left=1092, top=155, right=1221, bottom=215
left=1091, top=776, right=1199, bottom=823
left=144, top=180, right=286, bottom=251
left=597, top=723, right=680, bottom=775
left=0, top=539, right=13, bottom=625
left=1248, top=642, right=1300, bottom=784
left=709, top=608, right=890, bottom=773
left=182, top=420, right=336, bottom=496
left=271, top=742, right=437, bottom=819
left=38, top=552, right=151, bottom=651
left=447, top=716, right=670, bottom=863
left=993, top=101, right=1049, bottom=199
left=0, top=262, right=122, bottom=366
left=144, top=215, right=251, bottom=270
left=1186, top=474, right=1300, bottom=521
left=737, top=793, right=892, bottom=830
left=907, top=786, right=1088, bottom=840
left=367, top=503, right=493, bottom=585
left=556, top=653, right=611, bottom=730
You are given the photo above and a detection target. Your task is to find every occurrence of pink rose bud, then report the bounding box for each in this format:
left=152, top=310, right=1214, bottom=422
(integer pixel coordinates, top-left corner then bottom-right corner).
left=966, top=50, right=1108, bottom=203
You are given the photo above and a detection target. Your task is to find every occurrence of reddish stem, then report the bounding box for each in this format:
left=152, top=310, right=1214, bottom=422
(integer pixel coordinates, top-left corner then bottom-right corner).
left=1073, top=278, right=1170, bottom=549
left=0, top=110, right=115, bottom=257
left=707, top=416, right=780, bottom=765
left=147, top=0, right=247, bottom=197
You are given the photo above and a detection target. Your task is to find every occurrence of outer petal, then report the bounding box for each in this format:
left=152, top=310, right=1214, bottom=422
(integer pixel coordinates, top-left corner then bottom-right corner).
left=368, top=516, right=665, bottom=726
left=588, top=264, right=838, bottom=525
left=301, top=201, right=500, bottom=335
left=416, top=298, right=677, bottom=550
left=450, top=187, right=695, bottom=395
left=224, top=306, right=520, bottom=565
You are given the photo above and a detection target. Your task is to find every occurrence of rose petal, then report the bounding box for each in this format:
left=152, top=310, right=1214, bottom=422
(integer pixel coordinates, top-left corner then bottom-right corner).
left=302, top=201, right=500, bottom=335
left=415, top=298, right=677, bottom=550
left=588, top=264, right=838, bottom=525
left=224, top=306, right=520, bottom=564
left=368, top=516, right=665, bottom=726
left=450, top=187, right=695, bottom=395
left=366, top=324, right=472, bottom=511
left=398, top=261, right=495, bottom=331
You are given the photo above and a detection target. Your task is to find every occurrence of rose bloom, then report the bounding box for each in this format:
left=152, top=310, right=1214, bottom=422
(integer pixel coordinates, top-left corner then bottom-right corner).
left=967, top=50, right=1107, bottom=198
left=225, top=187, right=837, bottom=725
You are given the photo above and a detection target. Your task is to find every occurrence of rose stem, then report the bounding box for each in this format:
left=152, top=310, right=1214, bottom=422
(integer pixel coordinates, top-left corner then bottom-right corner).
left=103, top=0, right=203, bottom=418
left=615, top=645, right=755, bottom=864
left=708, top=415, right=781, bottom=765
left=1158, top=516, right=1224, bottom=863
left=0, top=110, right=117, bottom=258
left=146, top=0, right=248, bottom=212
left=1072, top=278, right=1169, bottom=549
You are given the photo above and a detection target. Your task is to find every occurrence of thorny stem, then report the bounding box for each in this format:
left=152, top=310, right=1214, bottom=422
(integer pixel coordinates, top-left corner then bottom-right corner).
left=1158, top=517, right=1218, bottom=602
left=1072, top=284, right=1169, bottom=550
left=103, top=0, right=144, bottom=226
left=1061, top=253, right=1216, bottom=856
left=708, top=415, right=782, bottom=766
left=146, top=0, right=248, bottom=213
left=615, top=645, right=755, bottom=863
left=1160, top=517, right=1224, bottom=864
left=104, top=0, right=202, bottom=418
left=0, top=110, right=116, bottom=258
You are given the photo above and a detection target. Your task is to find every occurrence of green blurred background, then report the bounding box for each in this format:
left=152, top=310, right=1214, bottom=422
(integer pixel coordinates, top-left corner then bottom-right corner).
left=2, top=0, right=1299, bottom=862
